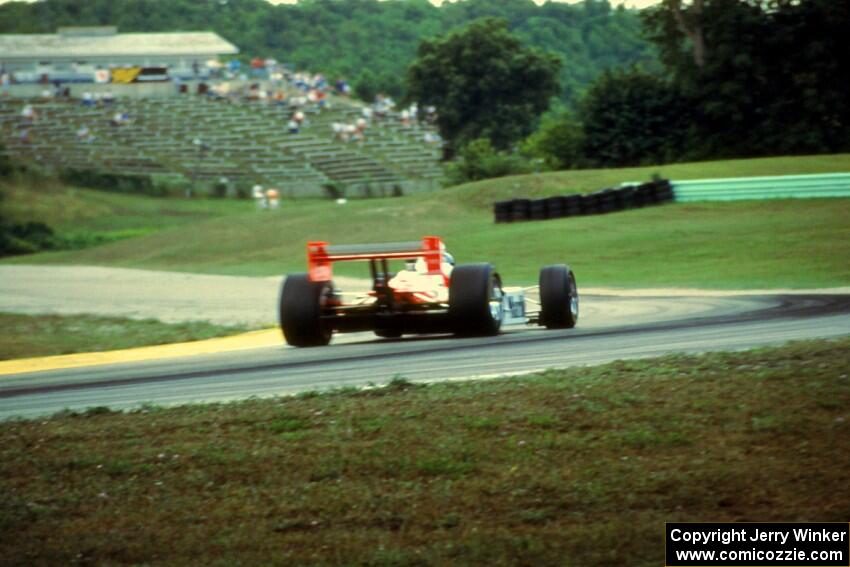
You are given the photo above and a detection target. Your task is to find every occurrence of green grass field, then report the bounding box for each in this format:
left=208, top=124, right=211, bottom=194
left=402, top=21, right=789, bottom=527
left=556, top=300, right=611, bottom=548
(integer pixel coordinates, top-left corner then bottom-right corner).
left=3, top=154, right=849, bottom=288
left=0, top=313, right=256, bottom=360
left=0, top=175, right=251, bottom=242
left=2, top=338, right=847, bottom=565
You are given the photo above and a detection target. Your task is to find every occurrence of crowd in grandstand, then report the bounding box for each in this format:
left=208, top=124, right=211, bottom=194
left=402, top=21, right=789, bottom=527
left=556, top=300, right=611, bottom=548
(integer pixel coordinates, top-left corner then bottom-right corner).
left=3, top=54, right=443, bottom=152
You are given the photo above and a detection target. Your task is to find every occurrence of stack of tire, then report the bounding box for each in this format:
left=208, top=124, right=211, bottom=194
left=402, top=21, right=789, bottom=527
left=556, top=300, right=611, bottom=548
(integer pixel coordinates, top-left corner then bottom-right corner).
left=493, top=179, right=673, bottom=223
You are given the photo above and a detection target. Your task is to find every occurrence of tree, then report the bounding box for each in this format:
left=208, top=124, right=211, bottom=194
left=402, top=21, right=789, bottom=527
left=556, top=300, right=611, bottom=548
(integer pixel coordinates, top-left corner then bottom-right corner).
left=643, top=0, right=850, bottom=158
left=669, top=0, right=706, bottom=67
left=580, top=68, right=690, bottom=167
left=406, top=17, right=561, bottom=159
left=354, top=69, right=379, bottom=103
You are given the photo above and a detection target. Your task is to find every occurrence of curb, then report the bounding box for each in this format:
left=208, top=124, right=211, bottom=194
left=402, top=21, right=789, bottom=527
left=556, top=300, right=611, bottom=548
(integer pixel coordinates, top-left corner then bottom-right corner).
left=0, top=328, right=282, bottom=377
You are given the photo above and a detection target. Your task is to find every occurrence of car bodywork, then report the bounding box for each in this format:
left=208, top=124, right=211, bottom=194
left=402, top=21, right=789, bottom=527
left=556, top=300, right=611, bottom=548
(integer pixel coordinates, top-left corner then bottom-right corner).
left=279, top=236, right=578, bottom=347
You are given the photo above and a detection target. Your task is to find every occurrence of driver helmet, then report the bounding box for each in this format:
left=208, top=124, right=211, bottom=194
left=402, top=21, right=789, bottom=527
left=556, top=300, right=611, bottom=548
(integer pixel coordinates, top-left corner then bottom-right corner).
left=443, top=252, right=455, bottom=266
left=414, top=256, right=428, bottom=273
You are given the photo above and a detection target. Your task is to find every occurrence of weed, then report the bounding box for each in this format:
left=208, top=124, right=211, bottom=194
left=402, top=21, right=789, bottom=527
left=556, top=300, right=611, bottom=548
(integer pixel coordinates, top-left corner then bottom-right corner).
left=268, top=417, right=308, bottom=434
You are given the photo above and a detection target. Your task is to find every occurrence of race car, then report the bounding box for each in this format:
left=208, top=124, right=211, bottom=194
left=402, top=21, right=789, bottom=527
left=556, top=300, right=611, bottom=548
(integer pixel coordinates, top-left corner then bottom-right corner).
left=278, top=236, right=578, bottom=347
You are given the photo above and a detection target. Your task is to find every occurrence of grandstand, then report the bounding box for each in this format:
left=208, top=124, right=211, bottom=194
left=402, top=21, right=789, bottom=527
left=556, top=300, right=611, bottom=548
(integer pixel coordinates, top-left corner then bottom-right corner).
left=0, top=93, right=444, bottom=197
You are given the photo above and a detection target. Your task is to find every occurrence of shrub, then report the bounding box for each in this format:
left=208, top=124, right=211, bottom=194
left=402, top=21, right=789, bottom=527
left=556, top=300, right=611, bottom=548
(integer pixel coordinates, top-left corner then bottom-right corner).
left=322, top=182, right=345, bottom=200
left=0, top=220, right=61, bottom=257
left=521, top=111, right=587, bottom=170
left=59, top=168, right=166, bottom=197
left=444, top=138, right=532, bottom=186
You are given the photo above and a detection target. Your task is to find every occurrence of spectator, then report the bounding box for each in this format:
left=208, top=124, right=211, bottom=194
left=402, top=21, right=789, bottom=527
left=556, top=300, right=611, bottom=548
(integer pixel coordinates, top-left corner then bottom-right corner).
left=0, top=71, right=9, bottom=96
left=335, top=78, right=350, bottom=96
left=287, top=118, right=299, bottom=134
left=21, top=104, right=36, bottom=121
left=76, top=125, right=94, bottom=143
left=102, top=90, right=115, bottom=105
left=110, top=110, right=130, bottom=126
left=250, top=57, right=265, bottom=78
left=424, top=105, right=438, bottom=124
left=252, top=184, right=267, bottom=208
left=346, top=123, right=359, bottom=142
left=373, top=94, right=389, bottom=119
left=423, top=131, right=442, bottom=145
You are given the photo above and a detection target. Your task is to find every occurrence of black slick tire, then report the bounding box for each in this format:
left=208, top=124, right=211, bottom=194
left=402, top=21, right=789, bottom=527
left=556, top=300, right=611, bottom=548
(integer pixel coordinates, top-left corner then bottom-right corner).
left=448, top=263, right=503, bottom=336
left=539, top=264, right=578, bottom=329
left=374, top=328, right=403, bottom=339
left=279, top=273, right=333, bottom=347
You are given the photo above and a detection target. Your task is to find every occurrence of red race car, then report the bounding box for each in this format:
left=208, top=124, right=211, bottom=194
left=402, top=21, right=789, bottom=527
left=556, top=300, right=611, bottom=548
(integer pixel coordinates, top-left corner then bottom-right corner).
left=278, top=236, right=578, bottom=347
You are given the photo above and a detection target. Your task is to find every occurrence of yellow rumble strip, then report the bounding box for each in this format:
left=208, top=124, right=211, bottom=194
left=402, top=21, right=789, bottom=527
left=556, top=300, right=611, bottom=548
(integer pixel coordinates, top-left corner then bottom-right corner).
left=0, top=328, right=282, bottom=376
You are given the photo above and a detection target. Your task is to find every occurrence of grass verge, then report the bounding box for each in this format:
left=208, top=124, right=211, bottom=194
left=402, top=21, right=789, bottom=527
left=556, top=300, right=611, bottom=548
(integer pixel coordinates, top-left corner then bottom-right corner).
left=3, top=154, right=850, bottom=287
left=1, top=338, right=848, bottom=565
left=0, top=313, right=256, bottom=360
left=0, top=175, right=252, bottom=246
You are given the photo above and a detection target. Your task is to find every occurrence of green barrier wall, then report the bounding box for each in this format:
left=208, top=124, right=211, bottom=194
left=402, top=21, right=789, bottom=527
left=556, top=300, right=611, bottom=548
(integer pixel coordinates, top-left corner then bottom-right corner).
left=672, top=173, right=850, bottom=202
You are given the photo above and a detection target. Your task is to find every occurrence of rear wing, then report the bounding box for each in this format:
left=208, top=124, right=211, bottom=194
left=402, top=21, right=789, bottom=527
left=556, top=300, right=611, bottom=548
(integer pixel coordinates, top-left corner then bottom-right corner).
left=307, top=236, right=445, bottom=282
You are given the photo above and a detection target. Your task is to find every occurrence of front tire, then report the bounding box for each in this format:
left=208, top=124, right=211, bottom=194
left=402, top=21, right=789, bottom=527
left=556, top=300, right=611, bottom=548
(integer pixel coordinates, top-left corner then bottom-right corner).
left=539, top=264, right=578, bottom=329
left=448, top=263, right=503, bottom=336
left=279, top=274, right=333, bottom=347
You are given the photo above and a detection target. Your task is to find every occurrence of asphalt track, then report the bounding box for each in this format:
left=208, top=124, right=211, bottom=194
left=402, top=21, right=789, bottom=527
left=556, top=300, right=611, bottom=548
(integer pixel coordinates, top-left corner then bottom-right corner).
left=1, top=292, right=849, bottom=420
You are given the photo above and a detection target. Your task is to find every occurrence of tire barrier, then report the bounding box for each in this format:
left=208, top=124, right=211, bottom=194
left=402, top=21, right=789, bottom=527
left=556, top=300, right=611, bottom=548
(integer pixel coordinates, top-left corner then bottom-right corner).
left=494, top=179, right=673, bottom=223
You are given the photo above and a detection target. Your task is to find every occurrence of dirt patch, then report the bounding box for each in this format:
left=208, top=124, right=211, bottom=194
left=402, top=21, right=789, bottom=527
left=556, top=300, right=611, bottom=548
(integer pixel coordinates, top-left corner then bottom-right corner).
left=0, top=265, right=368, bottom=327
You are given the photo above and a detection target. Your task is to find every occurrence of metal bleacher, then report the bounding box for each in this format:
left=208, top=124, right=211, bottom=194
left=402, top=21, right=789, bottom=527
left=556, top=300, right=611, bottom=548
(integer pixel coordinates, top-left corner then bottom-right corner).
left=0, top=92, right=444, bottom=197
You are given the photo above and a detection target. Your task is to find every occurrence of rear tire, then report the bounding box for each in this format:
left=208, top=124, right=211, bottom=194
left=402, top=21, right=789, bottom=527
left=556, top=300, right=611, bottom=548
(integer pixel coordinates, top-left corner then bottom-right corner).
left=279, top=274, right=333, bottom=347
left=539, top=265, right=578, bottom=329
left=374, top=328, right=402, bottom=339
left=449, top=263, right=503, bottom=336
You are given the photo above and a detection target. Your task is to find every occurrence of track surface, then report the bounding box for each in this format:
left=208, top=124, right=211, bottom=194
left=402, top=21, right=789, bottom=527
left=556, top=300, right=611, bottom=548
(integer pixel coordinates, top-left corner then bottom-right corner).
left=2, top=292, right=849, bottom=420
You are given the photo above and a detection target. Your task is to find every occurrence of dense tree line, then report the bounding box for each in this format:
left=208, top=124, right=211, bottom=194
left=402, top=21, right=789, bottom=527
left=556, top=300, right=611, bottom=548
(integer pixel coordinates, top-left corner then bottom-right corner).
left=644, top=0, right=850, bottom=160
left=521, top=0, right=850, bottom=170
left=0, top=0, right=653, bottom=105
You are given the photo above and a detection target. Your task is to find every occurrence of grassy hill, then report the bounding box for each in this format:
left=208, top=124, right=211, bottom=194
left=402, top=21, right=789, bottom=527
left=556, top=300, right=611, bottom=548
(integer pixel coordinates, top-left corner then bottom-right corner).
left=3, top=154, right=850, bottom=288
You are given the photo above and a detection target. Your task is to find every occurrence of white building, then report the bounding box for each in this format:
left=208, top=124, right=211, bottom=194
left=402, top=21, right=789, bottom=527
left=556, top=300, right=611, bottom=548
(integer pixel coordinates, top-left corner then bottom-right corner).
left=0, top=26, right=239, bottom=83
